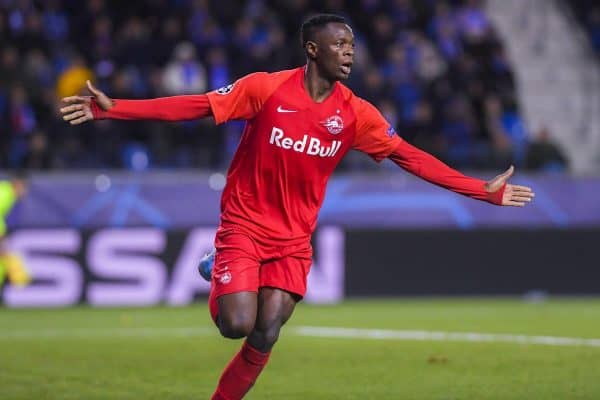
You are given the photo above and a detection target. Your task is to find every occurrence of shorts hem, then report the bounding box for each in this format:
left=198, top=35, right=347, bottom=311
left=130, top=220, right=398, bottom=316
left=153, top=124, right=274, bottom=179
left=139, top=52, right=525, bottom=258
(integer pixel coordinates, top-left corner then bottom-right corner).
left=211, top=286, right=259, bottom=299
left=259, top=283, right=305, bottom=300
left=211, top=285, right=305, bottom=300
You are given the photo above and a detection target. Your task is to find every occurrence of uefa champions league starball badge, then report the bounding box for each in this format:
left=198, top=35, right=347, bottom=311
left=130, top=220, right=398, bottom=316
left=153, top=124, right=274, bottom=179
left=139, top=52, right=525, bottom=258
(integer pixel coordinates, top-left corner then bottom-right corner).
left=216, top=83, right=235, bottom=95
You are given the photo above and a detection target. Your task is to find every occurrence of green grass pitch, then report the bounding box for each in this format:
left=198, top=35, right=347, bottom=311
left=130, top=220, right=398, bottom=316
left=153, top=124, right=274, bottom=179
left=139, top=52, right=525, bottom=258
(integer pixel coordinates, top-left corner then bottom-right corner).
left=1, top=298, right=600, bottom=399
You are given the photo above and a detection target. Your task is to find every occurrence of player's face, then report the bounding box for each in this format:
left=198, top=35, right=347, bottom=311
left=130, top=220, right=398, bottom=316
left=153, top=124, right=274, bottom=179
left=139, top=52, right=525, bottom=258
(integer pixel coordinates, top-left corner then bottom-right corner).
left=316, top=23, right=355, bottom=81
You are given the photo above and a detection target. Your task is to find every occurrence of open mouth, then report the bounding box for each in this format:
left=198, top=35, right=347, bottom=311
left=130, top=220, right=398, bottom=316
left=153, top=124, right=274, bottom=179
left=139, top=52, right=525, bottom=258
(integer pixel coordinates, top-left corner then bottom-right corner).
left=340, top=62, right=353, bottom=75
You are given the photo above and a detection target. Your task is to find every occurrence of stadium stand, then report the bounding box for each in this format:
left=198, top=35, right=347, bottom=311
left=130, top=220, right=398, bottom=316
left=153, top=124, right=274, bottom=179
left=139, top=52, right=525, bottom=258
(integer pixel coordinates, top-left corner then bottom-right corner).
left=0, top=0, right=566, bottom=171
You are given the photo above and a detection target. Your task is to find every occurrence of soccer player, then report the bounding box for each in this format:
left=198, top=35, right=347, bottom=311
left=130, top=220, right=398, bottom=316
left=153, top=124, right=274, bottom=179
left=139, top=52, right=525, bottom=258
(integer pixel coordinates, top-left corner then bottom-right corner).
left=60, top=14, right=534, bottom=399
left=0, top=174, right=30, bottom=287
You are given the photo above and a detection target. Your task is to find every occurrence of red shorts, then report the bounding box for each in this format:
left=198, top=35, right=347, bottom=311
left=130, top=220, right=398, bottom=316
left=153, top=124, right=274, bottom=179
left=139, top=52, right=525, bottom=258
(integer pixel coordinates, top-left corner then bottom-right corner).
left=210, top=227, right=313, bottom=303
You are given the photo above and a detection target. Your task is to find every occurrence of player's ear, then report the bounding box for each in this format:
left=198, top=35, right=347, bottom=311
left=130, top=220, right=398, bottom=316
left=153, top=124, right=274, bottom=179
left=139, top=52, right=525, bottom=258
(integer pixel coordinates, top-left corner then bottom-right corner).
left=305, top=41, right=318, bottom=60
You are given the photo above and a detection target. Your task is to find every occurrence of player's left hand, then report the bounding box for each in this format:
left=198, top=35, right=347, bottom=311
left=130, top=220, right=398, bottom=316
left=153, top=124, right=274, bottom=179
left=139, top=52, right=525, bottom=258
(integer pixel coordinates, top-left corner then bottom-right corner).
left=60, top=80, right=113, bottom=125
left=484, top=165, right=535, bottom=207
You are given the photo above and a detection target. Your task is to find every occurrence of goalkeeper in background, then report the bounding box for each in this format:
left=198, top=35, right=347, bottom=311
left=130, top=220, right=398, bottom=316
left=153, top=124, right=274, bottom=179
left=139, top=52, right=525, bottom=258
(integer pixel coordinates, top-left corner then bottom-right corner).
left=0, top=174, right=30, bottom=287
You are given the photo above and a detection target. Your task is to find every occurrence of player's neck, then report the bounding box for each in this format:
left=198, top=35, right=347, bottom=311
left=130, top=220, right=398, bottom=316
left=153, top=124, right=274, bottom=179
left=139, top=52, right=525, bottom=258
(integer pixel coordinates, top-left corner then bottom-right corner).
left=303, top=63, right=336, bottom=103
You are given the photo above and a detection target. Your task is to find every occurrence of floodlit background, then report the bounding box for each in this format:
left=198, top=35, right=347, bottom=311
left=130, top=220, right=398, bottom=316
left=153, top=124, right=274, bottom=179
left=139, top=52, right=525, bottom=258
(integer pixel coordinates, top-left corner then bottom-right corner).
left=1, top=0, right=599, bottom=399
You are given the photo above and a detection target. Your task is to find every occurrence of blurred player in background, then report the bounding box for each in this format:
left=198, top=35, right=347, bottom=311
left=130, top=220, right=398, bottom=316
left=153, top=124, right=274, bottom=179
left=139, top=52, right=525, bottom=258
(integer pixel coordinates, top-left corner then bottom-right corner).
left=60, top=14, right=535, bottom=400
left=0, top=173, right=30, bottom=287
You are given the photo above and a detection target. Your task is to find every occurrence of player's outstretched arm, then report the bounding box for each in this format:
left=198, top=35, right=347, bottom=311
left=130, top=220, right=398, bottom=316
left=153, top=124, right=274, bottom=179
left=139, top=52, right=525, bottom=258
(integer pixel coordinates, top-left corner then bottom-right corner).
left=60, top=80, right=212, bottom=124
left=388, top=140, right=534, bottom=206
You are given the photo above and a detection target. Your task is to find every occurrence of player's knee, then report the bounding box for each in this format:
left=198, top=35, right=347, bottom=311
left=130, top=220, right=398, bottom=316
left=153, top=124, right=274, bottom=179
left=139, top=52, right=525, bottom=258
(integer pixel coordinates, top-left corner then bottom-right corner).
left=260, top=325, right=281, bottom=348
left=251, top=320, right=282, bottom=350
left=218, top=313, right=255, bottom=339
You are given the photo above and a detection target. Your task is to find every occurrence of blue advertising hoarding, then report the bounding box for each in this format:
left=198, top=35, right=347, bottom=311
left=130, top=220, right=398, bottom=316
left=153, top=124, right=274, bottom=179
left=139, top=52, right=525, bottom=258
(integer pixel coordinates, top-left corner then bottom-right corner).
left=6, top=172, right=600, bottom=229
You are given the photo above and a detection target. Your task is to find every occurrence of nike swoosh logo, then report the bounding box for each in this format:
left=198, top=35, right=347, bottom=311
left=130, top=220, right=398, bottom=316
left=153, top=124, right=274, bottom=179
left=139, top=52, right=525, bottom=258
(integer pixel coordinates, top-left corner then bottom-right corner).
left=277, top=106, right=297, bottom=113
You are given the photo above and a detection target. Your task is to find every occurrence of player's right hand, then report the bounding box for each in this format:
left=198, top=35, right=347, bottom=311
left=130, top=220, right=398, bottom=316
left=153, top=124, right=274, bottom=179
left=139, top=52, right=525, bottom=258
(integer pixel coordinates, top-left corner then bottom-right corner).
left=60, top=80, right=113, bottom=125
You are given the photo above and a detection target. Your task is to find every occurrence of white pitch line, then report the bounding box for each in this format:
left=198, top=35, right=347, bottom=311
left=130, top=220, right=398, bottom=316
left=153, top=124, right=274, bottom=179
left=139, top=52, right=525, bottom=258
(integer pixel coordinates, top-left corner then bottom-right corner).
left=0, top=325, right=599, bottom=348
left=293, top=326, right=600, bottom=348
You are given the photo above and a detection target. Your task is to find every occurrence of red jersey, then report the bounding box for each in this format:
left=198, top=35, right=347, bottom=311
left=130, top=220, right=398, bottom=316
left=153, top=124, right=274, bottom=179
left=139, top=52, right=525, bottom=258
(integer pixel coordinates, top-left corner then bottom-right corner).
left=92, top=67, right=502, bottom=243
left=206, top=67, right=402, bottom=245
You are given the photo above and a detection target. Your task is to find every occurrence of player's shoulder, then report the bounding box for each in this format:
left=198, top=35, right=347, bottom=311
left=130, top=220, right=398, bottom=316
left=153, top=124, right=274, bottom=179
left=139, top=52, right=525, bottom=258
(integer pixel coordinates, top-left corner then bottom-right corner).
left=268, top=67, right=302, bottom=80
left=336, top=81, right=356, bottom=103
left=243, top=68, right=300, bottom=86
left=337, top=83, right=375, bottom=113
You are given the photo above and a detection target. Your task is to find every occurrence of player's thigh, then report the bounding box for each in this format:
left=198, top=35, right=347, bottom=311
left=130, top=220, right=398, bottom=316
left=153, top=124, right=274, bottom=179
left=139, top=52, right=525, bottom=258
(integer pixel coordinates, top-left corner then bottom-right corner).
left=211, top=228, right=262, bottom=331
left=256, top=248, right=312, bottom=326
left=254, top=251, right=311, bottom=333
left=217, top=291, right=258, bottom=331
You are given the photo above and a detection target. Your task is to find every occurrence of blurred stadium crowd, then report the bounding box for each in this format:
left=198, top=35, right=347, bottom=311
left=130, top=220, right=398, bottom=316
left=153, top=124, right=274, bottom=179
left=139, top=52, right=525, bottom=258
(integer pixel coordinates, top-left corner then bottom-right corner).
left=0, top=0, right=570, bottom=171
left=567, top=0, right=600, bottom=54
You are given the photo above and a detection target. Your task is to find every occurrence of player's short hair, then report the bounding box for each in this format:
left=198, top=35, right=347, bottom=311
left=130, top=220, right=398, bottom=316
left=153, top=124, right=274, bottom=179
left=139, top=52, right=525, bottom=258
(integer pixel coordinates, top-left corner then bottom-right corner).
left=300, top=14, right=347, bottom=47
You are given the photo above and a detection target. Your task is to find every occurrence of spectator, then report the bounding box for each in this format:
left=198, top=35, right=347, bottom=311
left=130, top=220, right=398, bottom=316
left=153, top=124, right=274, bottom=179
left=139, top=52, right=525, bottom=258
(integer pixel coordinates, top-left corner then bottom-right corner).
left=55, top=54, right=94, bottom=98
left=162, top=42, right=207, bottom=95
left=484, top=94, right=514, bottom=168
left=457, top=0, right=491, bottom=43
left=0, top=47, right=22, bottom=89
left=525, top=127, right=568, bottom=172
left=8, top=86, right=37, bottom=167
left=23, top=130, right=52, bottom=170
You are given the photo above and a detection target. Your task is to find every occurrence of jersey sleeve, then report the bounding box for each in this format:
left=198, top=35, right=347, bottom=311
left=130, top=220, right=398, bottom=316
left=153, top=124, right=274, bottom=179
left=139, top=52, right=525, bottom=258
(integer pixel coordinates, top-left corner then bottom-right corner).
left=206, top=72, right=270, bottom=125
left=92, top=95, right=211, bottom=121
left=389, top=140, right=505, bottom=205
left=352, top=97, right=403, bottom=162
